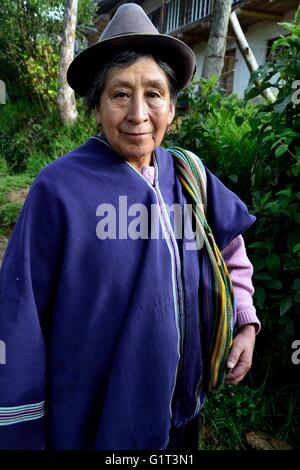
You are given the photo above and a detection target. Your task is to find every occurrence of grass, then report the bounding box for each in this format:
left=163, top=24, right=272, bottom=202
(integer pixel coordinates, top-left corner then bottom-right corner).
left=199, top=379, right=300, bottom=450
left=0, top=166, right=33, bottom=235
left=0, top=98, right=95, bottom=234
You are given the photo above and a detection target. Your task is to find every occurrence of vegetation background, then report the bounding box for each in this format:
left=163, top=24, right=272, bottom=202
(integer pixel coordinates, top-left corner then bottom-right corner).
left=0, top=0, right=299, bottom=450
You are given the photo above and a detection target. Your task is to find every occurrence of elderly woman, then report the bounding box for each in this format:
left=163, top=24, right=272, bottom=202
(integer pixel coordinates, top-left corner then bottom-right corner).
left=0, top=4, right=260, bottom=450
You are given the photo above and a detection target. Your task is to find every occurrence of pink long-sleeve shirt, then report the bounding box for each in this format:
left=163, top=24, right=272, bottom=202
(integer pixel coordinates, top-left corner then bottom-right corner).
left=141, top=165, right=261, bottom=334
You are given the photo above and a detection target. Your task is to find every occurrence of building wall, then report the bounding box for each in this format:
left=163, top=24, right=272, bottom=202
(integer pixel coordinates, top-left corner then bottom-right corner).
left=142, top=0, right=162, bottom=14
left=139, top=1, right=295, bottom=97
left=193, top=9, right=296, bottom=97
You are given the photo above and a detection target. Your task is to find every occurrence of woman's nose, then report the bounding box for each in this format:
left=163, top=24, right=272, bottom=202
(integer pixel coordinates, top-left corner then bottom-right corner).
left=127, top=95, right=148, bottom=123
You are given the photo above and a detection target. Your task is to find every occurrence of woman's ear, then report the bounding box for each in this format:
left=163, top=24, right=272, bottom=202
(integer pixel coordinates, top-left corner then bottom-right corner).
left=168, top=102, right=176, bottom=126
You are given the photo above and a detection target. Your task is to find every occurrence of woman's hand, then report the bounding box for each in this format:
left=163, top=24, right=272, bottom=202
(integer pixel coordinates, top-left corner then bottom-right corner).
left=224, top=324, right=256, bottom=385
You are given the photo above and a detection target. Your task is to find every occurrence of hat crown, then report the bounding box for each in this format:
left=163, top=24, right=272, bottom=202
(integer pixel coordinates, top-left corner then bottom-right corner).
left=100, top=3, right=159, bottom=42
left=67, top=2, right=196, bottom=96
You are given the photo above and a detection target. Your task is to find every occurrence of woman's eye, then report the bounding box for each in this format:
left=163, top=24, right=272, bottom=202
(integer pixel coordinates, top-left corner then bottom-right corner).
left=114, top=92, right=128, bottom=98
left=147, top=91, right=160, bottom=99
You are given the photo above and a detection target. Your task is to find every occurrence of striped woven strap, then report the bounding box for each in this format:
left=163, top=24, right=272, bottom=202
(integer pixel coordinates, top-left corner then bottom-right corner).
left=168, top=146, right=236, bottom=392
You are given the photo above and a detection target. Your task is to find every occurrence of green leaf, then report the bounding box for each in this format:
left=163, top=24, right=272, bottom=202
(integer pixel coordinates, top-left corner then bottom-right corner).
left=287, top=230, right=300, bottom=251
left=274, top=96, right=292, bottom=114
left=228, top=174, right=238, bottom=183
left=254, top=258, right=267, bottom=271
left=291, top=166, right=300, bottom=177
left=235, top=116, right=244, bottom=127
left=275, top=145, right=288, bottom=157
left=293, top=243, right=300, bottom=253
left=276, top=188, right=292, bottom=198
left=255, top=287, right=265, bottom=310
left=263, top=166, right=272, bottom=179
left=291, top=279, right=300, bottom=291
left=293, top=213, right=300, bottom=224
left=266, top=254, right=281, bottom=273
left=279, top=129, right=299, bottom=138
left=254, top=273, right=272, bottom=281
left=268, top=291, right=285, bottom=300
left=265, top=279, right=282, bottom=290
left=250, top=65, right=274, bottom=83
left=248, top=118, right=260, bottom=132
left=245, top=86, right=261, bottom=101
left=248, top=241, right=273, bottom=251
left=263, top=135, right=276, bottom=144
left=280, top=297, right=292, bottom=316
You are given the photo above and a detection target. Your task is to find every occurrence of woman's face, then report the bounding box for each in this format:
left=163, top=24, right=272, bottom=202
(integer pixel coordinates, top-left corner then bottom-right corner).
left=96, top=57, right=175, bottom=169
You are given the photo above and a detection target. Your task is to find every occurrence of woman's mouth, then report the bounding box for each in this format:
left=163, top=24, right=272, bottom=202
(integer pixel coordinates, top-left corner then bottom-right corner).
left=123, top=132, right=151, bottom=141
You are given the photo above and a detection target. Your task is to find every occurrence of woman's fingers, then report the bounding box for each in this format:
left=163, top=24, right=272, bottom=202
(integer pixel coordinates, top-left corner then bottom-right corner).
left=224, top=352, right=251, bottom=384
left=224, top=324, right=256, bottom=385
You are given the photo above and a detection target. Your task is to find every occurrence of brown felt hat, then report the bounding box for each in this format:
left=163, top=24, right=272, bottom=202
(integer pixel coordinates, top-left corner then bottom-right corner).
left=67, top=3, right=196, bottom=96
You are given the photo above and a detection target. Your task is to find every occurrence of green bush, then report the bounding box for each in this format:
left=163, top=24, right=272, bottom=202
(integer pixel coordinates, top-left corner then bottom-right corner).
left=0, top=99, right=96, bottom=234
left=164, top=76, right=259, bottom=203
left=0, top=0, right=63, bottom=107
left=165, top=7, right=300, bottom=449
left=165, top=8, right=300, bottom=385
left=0, top=0, right=97, bottom=110
left=0, top=101, right=36, bottom=171
left=0, top=173, right=33, bottom=235
left=0, top=156, right=8, bottom=176
left=0, top=202, right=23, bottom=235
left=244, top=8, right=300, bottom=384
left=0, top=99, right=96, bottom=175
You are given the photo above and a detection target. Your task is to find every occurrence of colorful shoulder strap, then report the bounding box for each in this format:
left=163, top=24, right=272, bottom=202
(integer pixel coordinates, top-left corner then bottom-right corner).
left=167, top=146, right=236, bottom=392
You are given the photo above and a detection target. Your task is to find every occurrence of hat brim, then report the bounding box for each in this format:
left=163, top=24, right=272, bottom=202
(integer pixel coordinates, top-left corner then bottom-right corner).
left=67, top=33, right=196, bottom=96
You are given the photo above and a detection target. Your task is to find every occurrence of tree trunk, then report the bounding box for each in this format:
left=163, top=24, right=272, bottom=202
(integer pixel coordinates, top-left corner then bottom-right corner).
left=229, top=11, right=276, bottom=103
left=202, top=0, right=233, bottom=79
left=57, top=0, right=79, bottom=125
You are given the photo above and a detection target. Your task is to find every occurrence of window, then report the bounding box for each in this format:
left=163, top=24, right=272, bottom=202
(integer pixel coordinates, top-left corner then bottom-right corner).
left=219, top=49, right=236, bottom=94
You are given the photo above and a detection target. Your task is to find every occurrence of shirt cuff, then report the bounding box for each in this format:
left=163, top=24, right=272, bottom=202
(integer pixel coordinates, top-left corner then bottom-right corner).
left=236, top=309, right=261, bottom=334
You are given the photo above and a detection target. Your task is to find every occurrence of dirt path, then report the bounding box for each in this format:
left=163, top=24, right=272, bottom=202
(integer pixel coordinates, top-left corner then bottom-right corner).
left=0, top=236, right=9, bottom=266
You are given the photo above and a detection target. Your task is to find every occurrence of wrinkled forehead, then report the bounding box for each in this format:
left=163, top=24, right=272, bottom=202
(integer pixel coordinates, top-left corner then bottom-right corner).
left=103, top=56, right=170, bottom=90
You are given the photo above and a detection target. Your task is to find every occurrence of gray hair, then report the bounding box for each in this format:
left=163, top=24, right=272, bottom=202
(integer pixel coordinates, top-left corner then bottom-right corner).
left=85, top=50, right=178, bottom=115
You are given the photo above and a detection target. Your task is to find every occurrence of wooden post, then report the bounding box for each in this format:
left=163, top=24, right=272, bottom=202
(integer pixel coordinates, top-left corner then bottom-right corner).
left=229, top=11, right=276, bottom=103
left=57, top=0, right=79, bottom=125
left=160, top=0, right=166, bottom=33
